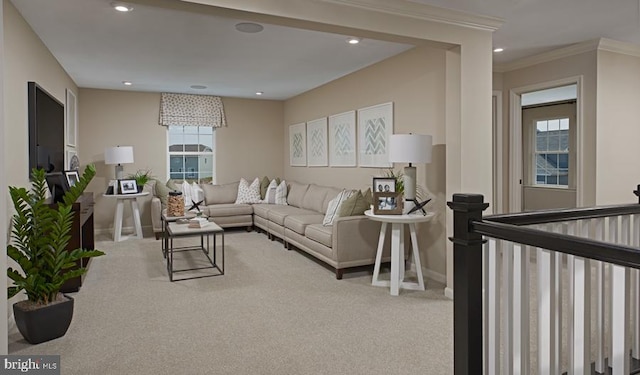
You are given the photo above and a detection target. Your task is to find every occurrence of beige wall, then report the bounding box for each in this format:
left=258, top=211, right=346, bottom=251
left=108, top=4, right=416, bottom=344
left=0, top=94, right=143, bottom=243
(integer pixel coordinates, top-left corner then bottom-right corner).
left=284, top=46, right=448, bottom=281
left=500, top=51, right=598, bottom=208
left=596, top=50, right=640, bottom=204
left=79, top=89, right=284, bottom=233
left=3, top=0, right=79, bottom=350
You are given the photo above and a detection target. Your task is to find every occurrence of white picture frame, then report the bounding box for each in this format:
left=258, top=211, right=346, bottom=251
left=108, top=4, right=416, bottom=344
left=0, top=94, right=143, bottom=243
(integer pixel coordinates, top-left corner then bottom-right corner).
left=357, top=102, right=393, bottom=168
left=65, top=89, right=77, bottom=147
left=289, top=123, right=307, bottom=167
left=306, top=117, right=328, bottom=167
left=65, top=149, right=77, bottom=170
left=119, top=179, right=138, bottom=195
left=328, top=111, right=356, bottom=167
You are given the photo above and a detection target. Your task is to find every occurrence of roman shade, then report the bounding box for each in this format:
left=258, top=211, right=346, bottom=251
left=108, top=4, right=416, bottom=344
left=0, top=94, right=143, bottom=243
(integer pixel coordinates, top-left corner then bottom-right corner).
left=159, top=93, right=227, bottom=127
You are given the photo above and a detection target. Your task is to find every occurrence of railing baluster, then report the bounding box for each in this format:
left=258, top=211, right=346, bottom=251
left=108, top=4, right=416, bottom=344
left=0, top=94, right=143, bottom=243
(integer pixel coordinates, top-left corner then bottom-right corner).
left=513, top=243, right=530, bottom=375
left=611, top=263, right=630, bottom=375
left=572, top=219, right=591, bottom=374
left=567, top=221, right=575, bottom=372
left=538, top=246, right=557, bottom=375
left=593, top=217, right=606, bottom=374
left=608, top=216, right=619, bottom=364
left=502, top=241, right=514, bottom=374
left=551, top=225, right=562, bottom=375
left=485, top=238, right=500, bottom=374
left=633, top=214, right=640, bottom=359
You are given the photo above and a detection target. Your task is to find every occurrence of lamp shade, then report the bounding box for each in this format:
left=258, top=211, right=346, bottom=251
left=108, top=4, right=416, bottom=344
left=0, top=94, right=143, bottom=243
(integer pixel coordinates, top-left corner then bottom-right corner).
left=388, top=134, right=432, bottom=164
left=104, top=146, right=134, bottom=165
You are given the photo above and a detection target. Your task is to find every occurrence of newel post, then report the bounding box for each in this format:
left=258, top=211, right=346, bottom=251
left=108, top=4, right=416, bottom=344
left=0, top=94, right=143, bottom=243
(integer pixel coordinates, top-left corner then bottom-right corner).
left=447, top=194, right=489, bottom=375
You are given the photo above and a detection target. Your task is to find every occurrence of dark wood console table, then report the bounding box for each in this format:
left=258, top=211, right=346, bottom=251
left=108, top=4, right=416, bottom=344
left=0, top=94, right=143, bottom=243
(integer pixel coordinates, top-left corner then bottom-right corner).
left=48, top=193, right=95, bottom=293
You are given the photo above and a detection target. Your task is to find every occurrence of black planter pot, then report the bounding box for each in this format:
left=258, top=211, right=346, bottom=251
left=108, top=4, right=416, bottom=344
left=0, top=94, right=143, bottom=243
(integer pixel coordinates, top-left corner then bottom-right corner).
left=13, top=296, right=74, bottom=344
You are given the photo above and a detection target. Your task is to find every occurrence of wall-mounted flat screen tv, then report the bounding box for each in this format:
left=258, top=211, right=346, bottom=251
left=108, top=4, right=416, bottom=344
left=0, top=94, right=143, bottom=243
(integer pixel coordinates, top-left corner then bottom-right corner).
left=28, top=81, right=65, bottom=176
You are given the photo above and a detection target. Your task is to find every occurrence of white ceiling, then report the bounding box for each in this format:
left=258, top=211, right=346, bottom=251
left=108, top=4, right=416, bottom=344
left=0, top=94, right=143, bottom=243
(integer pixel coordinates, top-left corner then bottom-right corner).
left=10, top=0, right=640, bottom=99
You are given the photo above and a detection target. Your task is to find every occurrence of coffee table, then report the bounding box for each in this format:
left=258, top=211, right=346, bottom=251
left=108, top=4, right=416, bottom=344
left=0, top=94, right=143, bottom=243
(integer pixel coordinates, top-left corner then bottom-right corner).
left=166, top=221, right=224, bottom=282
left=161, top=210, right=199, bottom=258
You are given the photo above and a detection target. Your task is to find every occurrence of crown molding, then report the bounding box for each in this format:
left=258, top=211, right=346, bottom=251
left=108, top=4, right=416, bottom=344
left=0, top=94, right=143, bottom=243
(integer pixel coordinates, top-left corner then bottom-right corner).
left=322, top=0, right=503, bottom=31
left=494, top=38, right=640, bottom=73
left=494, top=39, right=601, bottom=73
left=597, top=38, right=640, bottom=58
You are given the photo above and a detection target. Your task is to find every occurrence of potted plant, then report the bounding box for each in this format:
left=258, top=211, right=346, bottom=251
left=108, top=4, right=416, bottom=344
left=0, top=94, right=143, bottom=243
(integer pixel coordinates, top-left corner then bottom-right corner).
left=127, top=169, right=153, bottom=193
left=7, top=165, right=105, bottom=344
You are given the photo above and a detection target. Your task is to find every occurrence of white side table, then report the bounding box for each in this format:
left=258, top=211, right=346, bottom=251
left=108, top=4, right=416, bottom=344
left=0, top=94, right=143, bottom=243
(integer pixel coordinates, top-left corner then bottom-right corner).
left=365, top=209, right=435, bottom=296
left=103, top=192, right=149, bottom=242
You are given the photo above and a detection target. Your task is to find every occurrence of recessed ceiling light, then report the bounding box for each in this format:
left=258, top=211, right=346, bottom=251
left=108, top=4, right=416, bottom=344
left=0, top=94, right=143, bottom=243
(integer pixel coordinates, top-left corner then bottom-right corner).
left=190, top=85, right=207, bottom=90
left=493, top=47, right=504, bottom=53
left=235, top=22, right=264, bottom=33
left=122, top=81, right=132, bottom=86
left=347, top=37, right=361, bottom=45
left=111, top=2, right=133, bottom=12
left=255, top=91, right=264, bottom=96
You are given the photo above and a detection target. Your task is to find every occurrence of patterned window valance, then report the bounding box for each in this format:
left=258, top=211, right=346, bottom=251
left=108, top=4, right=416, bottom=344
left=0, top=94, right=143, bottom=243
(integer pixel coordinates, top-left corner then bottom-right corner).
left=159, top=93, right=227, bottom=127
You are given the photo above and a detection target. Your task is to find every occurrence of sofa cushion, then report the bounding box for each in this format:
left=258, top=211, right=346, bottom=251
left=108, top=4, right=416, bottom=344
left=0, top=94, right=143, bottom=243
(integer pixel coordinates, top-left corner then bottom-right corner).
left=300, top=184, right=333, bottom=213
left=338, top=188, right=372, bottom=217
left=268, top=206, right=317, bottom=226
left=235, top=178, right=262, bottom=204
left=205, top=203, right=253, bottom=217
left=166, top=179, right=179, bottom=191
left=286, top=181, right=309, bottom=208
left=202, top=182, right=239, bottom=204
left=284, top=214, right=324, bottom=235
left=305, top=224, right=333, bottom=248
left=323, top=189, right=353, bottom=226
left=321, top=187, right=344, bottom=213
left=252, top=204, right=272, bottom=219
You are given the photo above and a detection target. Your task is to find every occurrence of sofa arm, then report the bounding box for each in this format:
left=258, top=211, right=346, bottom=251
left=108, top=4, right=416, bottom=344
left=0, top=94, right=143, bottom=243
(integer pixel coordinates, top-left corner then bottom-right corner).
left=332, top=215, right=389, bottom=264
left=151, top=197, right=163, bottom=234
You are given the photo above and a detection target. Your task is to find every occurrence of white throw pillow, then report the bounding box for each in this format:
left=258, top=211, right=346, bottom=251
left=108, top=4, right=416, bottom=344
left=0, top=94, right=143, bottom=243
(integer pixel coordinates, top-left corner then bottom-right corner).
left=275, top=180, right=288, bottom=205
left=235, top=177, right=262, bottom=204
left=263, top=179, right=279, bottom=204
left=323, top=189, right=353, bottom=226
left=191, top=182, right=204, bottom=203
left=181, top=180, right=193, bottom=207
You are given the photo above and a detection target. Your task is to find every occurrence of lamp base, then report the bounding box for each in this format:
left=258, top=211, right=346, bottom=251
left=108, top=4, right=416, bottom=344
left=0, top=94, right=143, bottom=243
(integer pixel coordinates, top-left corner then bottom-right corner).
left=115, top=165, right=124, bottom=180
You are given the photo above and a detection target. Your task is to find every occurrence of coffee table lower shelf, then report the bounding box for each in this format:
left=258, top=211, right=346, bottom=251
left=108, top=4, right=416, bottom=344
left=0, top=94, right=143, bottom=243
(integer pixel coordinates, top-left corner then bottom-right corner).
left=166, top=222, right=224, bottom=282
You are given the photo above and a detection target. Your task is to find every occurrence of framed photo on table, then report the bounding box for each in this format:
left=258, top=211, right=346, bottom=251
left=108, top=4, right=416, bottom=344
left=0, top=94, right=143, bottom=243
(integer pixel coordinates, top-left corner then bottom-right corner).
left=373, top=192, right=403, bottom=215
left=63, top=170, right=80, bottom=187
left=373, top=177, right=396, bottom=193
left=119, top=179, right=138, bottom=195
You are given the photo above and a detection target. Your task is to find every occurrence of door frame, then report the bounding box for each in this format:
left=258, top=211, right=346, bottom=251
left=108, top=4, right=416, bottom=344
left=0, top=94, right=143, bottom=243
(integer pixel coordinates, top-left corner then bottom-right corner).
left=508, top=76, right=584, bottom=212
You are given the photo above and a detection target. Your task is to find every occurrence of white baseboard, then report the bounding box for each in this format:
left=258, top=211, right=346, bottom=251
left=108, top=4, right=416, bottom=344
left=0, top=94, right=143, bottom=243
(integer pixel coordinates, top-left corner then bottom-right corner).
left=444, top=287, right=454, bottom=300
left=423, top=267, right=446, bottom=284
left=95, top=225, right=153, bottom=236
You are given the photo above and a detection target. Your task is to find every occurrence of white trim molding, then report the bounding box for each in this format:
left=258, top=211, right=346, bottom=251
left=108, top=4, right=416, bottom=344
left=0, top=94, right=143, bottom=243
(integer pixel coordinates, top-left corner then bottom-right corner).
left=445, top=287, right=454, bottom=300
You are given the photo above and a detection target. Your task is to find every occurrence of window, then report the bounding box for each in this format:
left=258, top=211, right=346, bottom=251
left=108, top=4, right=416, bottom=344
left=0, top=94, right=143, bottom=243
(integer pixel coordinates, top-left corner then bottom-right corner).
left=168, top=126, right=215, bottom=183
left=534, top=118, right=569, bottom=187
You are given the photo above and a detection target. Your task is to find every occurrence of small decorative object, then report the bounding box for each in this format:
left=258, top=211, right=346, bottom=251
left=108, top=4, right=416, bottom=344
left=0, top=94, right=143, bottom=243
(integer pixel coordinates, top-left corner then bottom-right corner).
left=407, top=198, right=432, bottom=216
left=373, top=192, right=403, bottom=215
left=167, top=191, right=184, bottom=217
left=373, top=177, right=396, bottom=193
left=189, top=199, right=204, bottom=213
left=119, top=179, right=138, bottom=195
left=63, top=170, right=80, bottom=187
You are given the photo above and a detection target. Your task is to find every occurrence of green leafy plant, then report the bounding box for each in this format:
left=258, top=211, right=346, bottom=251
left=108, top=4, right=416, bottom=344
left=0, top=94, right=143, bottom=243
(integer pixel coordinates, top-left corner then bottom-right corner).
left=127, top=169, right=154, bottom=188
left=7, top=165, right=105, bottom=305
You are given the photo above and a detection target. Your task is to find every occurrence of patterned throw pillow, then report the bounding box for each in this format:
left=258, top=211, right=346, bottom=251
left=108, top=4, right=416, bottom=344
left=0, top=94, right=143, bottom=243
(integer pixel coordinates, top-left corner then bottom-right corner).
left=323, top=189, right=354, bottom=226
left=263, top=179, right=279, bottom=204
left=337, top=188, right=372, bottom=217
left=275, top=180, right=288, bottom=205
left=235, top=177, right=262, bottom=204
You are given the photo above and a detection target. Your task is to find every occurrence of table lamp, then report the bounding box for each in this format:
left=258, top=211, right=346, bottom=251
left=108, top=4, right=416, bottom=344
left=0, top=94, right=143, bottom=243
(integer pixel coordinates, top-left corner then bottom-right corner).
left=389, top=134, right=432, bottom=213
left=105, top=146, right=134, bottom=180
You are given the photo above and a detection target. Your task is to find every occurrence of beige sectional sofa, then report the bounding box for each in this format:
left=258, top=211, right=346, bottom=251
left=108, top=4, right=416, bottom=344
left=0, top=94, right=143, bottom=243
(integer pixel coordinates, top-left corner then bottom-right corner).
left=150, top=179, right=389, bottom=279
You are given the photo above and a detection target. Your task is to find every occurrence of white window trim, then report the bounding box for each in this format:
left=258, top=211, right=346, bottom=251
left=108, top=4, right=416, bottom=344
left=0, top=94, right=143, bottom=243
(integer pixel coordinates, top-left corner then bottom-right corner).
left=166, top=126, right=216, bottom=184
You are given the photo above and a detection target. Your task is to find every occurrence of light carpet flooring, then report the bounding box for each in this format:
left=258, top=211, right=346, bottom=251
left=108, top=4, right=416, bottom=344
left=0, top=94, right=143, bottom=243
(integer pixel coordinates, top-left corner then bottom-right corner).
left=8, top=230, right=453, bottom=375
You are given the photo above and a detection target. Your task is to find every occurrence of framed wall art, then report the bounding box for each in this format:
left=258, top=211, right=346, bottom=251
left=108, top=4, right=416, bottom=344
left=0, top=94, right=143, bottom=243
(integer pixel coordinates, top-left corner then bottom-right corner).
left=289, top=123, right=307, bottom=167
left=357, top=102, right=393, bottom=168
left=65, top=89, right=77, bottom=147
left=306, top=117, right=328, bottom=167
left=328, top=111, right=356, bottom=167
